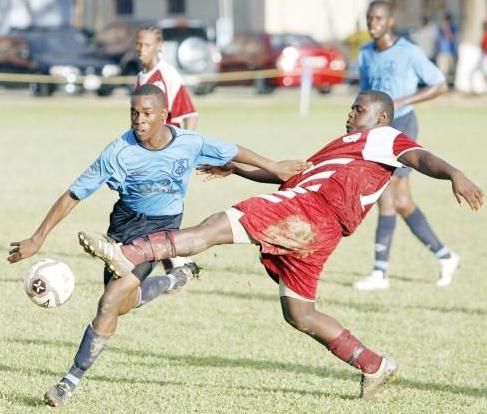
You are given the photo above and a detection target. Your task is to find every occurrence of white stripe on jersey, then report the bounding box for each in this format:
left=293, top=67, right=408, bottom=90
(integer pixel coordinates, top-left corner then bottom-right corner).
left=302, top=157, right=354, bottom=174
left=296, top=170, right=336, bottom=187
left=362, top=126, right=403, bottom=167
left=257, top=194, right=282, bottom=203
left=359, top=182, right=389, bottom=210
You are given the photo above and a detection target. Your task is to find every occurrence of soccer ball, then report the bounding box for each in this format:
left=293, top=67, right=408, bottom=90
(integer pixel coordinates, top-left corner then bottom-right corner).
left=24, top=258, right=75, bottom=308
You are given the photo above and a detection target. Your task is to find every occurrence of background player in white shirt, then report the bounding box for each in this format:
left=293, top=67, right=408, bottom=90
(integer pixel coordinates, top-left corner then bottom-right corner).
left=135, top=25, right=198, bottom=130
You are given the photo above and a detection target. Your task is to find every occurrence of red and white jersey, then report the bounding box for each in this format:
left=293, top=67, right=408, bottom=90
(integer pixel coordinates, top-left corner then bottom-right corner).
left=273, top=126, right=423, bottom=236
left=135, top=60, right=197, bottom=128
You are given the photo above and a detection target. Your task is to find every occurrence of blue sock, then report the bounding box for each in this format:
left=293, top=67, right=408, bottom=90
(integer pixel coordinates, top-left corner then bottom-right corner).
left=373, top=215, right=396, bottom=273
left=404, top=208, right=450, bottom=259
left=62, top=324, right=109, bottom=390
left=137, top=267, right=193, bottom=308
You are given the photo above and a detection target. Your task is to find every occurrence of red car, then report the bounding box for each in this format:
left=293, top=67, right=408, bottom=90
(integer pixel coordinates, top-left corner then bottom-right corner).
left=219, top=32, right=346, bottom=94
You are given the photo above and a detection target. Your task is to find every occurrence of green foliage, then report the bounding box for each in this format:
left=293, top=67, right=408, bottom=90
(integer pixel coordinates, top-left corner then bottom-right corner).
left=1, top=92, right=486, bottom=413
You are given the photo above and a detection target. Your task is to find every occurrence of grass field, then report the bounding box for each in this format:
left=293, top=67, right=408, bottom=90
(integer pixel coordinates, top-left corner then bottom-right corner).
left=1, top=89, right=486, bottom=413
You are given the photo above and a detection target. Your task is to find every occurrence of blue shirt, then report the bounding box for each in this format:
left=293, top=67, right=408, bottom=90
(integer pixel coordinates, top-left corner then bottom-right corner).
left=359, top=37, right=445, bottom=118
left=70, top=126, right=238, bottom=216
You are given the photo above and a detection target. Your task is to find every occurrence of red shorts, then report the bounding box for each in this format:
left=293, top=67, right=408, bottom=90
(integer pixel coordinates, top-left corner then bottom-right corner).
left=234, top=192, right=342, bottom=300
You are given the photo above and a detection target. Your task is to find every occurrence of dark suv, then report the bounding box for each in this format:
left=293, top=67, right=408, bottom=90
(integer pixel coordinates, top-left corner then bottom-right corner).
left=1, top=26, right=121, bottom=96
left=94, top=18, right=220, bottom=95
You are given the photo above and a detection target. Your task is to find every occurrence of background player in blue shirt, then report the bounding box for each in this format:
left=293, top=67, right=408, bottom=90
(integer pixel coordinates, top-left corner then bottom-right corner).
left=8, top=84, right=309, bottom=407
left=355, top=1, right=458, bottom=290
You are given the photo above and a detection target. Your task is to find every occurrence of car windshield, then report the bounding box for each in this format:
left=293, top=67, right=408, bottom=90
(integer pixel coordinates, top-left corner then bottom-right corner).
left=162, top=27, right=207, bottom=41
left=27, top=31, right=91, bottom=54
left=269, top=34, right=320, bottom=50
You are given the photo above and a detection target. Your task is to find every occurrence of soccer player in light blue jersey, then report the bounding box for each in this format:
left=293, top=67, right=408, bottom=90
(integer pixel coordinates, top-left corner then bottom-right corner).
left=8, top=84, right=309, bottom=407
left=355, top=1, right=459, bottom=291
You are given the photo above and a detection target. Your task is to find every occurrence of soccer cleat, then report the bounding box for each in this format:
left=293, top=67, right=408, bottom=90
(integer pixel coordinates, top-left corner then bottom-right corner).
left=78, top=231, right=135, bottom=278
left=44, top=381, right=73, bottom=407
left=437, top=252, right=459, bottom=288
left=353, top=270, right=389, bottom=290
left=360, top=356, right=398, bottom=400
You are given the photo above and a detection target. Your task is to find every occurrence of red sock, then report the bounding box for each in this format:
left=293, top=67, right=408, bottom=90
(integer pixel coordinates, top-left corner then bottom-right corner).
left=326, top=329, right=382, bottom=374
left=120, top=231, right=177, bottom=265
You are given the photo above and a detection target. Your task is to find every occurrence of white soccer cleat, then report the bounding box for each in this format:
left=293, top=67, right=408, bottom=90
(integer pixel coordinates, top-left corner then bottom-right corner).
left=353, top=270, right=389, bottom=290
left=437, top=252, right=459, bottom=288
left=78, top=231, right=135, bottom=278
left=360, top=356, right=399, bottom=399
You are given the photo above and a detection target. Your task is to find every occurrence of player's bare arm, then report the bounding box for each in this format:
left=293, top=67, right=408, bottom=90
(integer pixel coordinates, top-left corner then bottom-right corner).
left=399, top=149, right=484, bottom=211
left=197, top=160, right=312, bottom=184
left=232, top=146, right=310, bottom=181
left=8, top=191, right=80, bottom=264
left=394, top=82, right=448, bottom=110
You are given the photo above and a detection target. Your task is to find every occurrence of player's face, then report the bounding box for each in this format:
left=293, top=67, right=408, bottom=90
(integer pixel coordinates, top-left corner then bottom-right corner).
left=136, top=30, right=161, bottom=68
left=366, top=5, right=394, bottom=39
left=130, top=95, right=167, bottom=142
left=346, top=95, right=380, bottom=132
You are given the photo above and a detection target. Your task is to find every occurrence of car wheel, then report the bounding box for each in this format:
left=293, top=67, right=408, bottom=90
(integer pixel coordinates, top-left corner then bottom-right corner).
left=317, top=84, right=332, bottom=94
left=254, top=78, right=275, bottom=95
left=96, top=86, right=113, bottom=97
left=30, top=82, right=54, bottom=97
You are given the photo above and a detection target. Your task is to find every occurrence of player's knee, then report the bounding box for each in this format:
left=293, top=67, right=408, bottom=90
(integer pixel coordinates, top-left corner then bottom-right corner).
left=98, top=285, right=130, bottom=316
left=394, top=195, right=414, bottom=216
left=282, top=305, right=313, bottom=333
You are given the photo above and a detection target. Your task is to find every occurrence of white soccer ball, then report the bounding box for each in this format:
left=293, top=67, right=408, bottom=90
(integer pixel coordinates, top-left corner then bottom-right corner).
left=24, top=258, right=75, bottom=308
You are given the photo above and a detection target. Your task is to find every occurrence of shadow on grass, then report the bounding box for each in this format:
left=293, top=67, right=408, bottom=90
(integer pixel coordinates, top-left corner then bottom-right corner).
left=189, top=289, right=487, bottom=316
left=3, top=336, right=486, bottom=399
left=0, top=361, right=354, bottom=402
left=0, top=389, right=44, bottom=409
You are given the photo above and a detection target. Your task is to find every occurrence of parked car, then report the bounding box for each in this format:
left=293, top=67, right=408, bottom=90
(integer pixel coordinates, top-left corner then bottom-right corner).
left=93, top=18, right=220, bottom=95
left=219, top=32, right=346, bottom=94
left=1, top=26, right=121, bottom=96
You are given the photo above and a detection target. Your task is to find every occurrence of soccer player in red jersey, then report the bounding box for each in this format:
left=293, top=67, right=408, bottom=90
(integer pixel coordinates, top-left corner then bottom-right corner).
left=135, top=25, right=197, bottom=129
left=78, top=90, right=484, bottom=399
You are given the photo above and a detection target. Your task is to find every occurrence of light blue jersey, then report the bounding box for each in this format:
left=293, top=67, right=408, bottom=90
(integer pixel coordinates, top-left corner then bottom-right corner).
left=70, top=126, right=238, bottom=216
left=359, top=37, right=445, bottom=118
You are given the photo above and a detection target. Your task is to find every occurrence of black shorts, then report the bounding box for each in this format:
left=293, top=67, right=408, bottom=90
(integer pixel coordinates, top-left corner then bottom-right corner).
left=103, top=200, right=183, bottom=285
left=392, top=111, right=419, bottom=178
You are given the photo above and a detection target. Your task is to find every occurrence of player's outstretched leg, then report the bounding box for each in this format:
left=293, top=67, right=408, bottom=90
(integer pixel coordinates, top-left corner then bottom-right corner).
left=78, top=212, right=234, bottom=276
left=280, top=295, right=398, bottom=399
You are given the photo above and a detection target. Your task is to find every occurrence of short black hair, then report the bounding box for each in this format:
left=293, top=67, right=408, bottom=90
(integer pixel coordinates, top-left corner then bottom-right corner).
left=137, top=25, right=163, bottom=42
left=368, top=1, right=394, bottom=16
left=131, top=84, right=166, bottom=108
left=359, top=90, right=394, bottom=123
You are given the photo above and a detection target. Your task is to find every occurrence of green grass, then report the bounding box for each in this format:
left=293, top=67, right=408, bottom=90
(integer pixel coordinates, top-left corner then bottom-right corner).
left=1, top=90, right=486, bottom=413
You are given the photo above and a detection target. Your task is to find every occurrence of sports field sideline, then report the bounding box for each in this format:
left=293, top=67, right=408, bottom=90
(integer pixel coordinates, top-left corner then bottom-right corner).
left=1, top=88, right=486, bottom=413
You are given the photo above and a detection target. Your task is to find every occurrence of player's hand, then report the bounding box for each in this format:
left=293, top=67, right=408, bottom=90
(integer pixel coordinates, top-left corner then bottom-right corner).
left=451, top=171, right=484, bottom=212
left=7, top=239, right=41, bottom=263
left=272, top=160, right=313, bottom=181
left=196, top=163, right=235, bottom=181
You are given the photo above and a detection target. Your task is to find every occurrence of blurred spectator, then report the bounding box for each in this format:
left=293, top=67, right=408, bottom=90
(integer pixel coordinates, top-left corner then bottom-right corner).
left=436, top=13, right=457, bottom=81
left=344, top=21, right=371, bottom=83
left=411, top=15, right=437, bottom=61
left=482, top=20, right=487, bottom=76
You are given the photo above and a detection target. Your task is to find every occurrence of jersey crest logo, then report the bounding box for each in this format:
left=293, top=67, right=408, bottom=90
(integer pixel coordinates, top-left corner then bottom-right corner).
left=173, top=159, right=189, bottom=178
left=342, top=132, right=361, bottom=143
